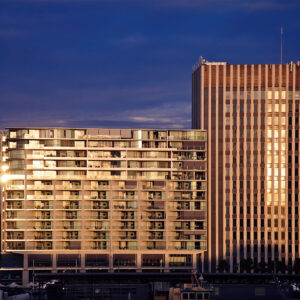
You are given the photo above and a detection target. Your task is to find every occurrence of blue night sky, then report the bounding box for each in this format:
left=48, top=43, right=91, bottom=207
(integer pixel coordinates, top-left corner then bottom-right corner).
left=1, top=0, right=300, bottom=129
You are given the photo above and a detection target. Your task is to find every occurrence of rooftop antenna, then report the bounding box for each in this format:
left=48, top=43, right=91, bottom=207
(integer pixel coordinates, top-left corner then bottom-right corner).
left=281, top=25, right=283, bottom=64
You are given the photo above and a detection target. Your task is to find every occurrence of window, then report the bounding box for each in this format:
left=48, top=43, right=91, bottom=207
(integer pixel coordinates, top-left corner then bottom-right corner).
left=233, top=104, right=236, bottom=113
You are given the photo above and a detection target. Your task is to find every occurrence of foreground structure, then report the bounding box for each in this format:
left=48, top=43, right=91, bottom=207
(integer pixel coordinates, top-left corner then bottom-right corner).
left=192, top=59, right=300, bottom=272
left=0, top=128, right=207, bottom=283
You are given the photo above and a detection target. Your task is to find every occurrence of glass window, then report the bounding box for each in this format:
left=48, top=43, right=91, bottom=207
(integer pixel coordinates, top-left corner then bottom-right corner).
left=226, top=91, right=230, bottom=100
left=240, top=91, right=244, bottom=100
left=254, top=103, right=257, bottom=112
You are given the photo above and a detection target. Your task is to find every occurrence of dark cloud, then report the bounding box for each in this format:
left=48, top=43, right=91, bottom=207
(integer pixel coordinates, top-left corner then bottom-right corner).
left=0, top=0, right=300, bottom=129
left=4, top=0, right=300, bottom=11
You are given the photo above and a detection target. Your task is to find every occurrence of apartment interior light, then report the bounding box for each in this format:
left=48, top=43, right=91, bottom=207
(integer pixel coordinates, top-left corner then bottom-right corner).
left=1, top=174, right=9, bottom=183
left=1, top=164, right=8, bottom=171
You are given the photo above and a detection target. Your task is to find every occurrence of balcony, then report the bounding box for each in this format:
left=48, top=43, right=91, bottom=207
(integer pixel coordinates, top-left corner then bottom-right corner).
left=93, top=234, right=108, bottom=240
left=64, top=205, right=79, bottom=210
left=92, top=204, right=109, bottom=210
left=27, top=185, right=53, bottom=190
left=35, top=213, right=52, bottom=220
left=33, top=225, right=52, bottom=230
left=120, top=225, right=136, bottom=230
left=7, top=233, right=24, bottom=240
left=114, top=205, right=136, bottom=210
left=89, top=213, right=109, bottom=220
left=148, top=235, right=164, bottom=240
left=62, top=235, right=79, bottom=240
left=175, top=235, right=191, bottom=240
left=90, top=225, right=109, bottom=230
left=7, top=204, right=23, bottom=209
left=6, top=212, right=25, bottom=219
left=118, top=234, right=137, bottom=240
left=5, top=184, right=25, bottom=190
left=27, top=195, right=53, bottom=200
left=143, top=204, right=164, bottom=210
left=7, top=242, right=25, bottom=250
left=148, top=225, right=164, bottom=230
left=114, top=245, right=138, bottom=250
left=147, top=213, right=165, bottom=220
left=90, top=245, right=108, bottom=250
left=58, top=195, right=80, bottom=200
left=143, top=244, right=165, bottom=250
left=32, top=204, right=53, bottom=210
left=34, top=233, right=52, bottom=240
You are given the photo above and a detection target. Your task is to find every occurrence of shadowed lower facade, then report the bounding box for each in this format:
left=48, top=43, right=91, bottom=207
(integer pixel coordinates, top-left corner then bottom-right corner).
left=192, top=59, right=300, bottom=272
left=0, top=128, right=207, bottom=284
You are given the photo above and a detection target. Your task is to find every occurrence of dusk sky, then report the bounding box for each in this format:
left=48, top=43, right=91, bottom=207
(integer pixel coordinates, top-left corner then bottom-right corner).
left=1, top=0, right=300, bottom=130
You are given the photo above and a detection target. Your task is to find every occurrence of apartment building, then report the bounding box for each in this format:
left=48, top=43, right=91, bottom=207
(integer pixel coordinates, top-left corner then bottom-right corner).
left=1, top=128, right=207, bottom=284
left=0, top=130, right=8, bottom=251
left=192, top=59, right=300, bottom=272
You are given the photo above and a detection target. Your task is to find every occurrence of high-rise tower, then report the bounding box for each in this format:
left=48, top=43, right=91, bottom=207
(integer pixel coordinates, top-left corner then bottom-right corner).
left=192, top=59, right=300, bottom=272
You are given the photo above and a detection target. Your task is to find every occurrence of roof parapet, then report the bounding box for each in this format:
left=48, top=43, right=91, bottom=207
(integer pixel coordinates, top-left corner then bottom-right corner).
left=192, top=56, right=227, bottom=71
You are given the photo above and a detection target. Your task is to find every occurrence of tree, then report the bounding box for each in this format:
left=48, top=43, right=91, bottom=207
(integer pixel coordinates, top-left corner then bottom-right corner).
left=217, top=260, right=229, bottom=273
left=253, top=261, right=259, bottom=273
left=276, top=260, right=286, bottom=274
left=240, top=258, right=253, bottom=273
left=293, top=258, right=300, bottom=274
left=258, top=261, right=267, bottom=273
left=267, top=260, right=275, bottom=273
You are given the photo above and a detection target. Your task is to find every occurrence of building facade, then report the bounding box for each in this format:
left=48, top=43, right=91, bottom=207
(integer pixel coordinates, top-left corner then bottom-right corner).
left=192, top=59, right=300, bottom=272
left=1, top=128, right=207, bottom=283
left=0, top=131, right=8, bottom=254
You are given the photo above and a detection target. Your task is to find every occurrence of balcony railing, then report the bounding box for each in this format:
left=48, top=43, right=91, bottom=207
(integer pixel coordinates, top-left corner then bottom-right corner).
left=27, top=195, right=54, bottom=200
left=27, top=185, right=53, bottom=190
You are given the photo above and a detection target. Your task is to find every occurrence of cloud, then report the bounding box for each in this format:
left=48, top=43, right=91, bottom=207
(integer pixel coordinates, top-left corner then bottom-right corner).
left=0, top=28, right=25, bottom=38
left=4, top=0, right=298, bottom=11
left=2, top=0, right=98, bottom=2
left=0, top=81, right=186, bottom=108
left=0, top=79, right=190, bottom=130
left=149, top=0, right=300, bottom=11
left=0, top=101, right=191, bottom=129
left=113, top=34, right=147, bottom=47
left=88, top=101, right=191, bottom=129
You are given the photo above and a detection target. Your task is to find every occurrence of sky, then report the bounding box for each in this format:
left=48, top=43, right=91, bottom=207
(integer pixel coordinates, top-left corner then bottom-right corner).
left=1, top=0, right=300, bottom=130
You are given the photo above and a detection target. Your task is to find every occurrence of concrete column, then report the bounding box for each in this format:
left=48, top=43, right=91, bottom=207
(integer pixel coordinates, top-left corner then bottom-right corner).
left=52, top=254, right=57, bottom=273
left=22, top=254, right=29, bottom=285
left=23, top=253, right=28, bottom=269
left=109, top=254, right=113, bottom=271
left=165, top=254, right=169, bottom=272
left=192, top=253, right=197, bottom=271
left=22, top=270, right=29, bottom=286
left=137, top=254, right=141, bottom=272
left=80, top=254, right=86, bottom=272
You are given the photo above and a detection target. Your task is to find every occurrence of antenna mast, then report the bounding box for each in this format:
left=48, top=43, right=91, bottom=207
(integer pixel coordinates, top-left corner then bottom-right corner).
left=281, top=25, right=283, bottom=64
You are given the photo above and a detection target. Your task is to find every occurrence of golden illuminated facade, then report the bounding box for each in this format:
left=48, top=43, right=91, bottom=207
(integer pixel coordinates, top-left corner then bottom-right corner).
left=192, top=60, right=300, bottom=272
left=1, top=128, right=207, bottom=283
left=0, top=130, right=8, bottom=252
